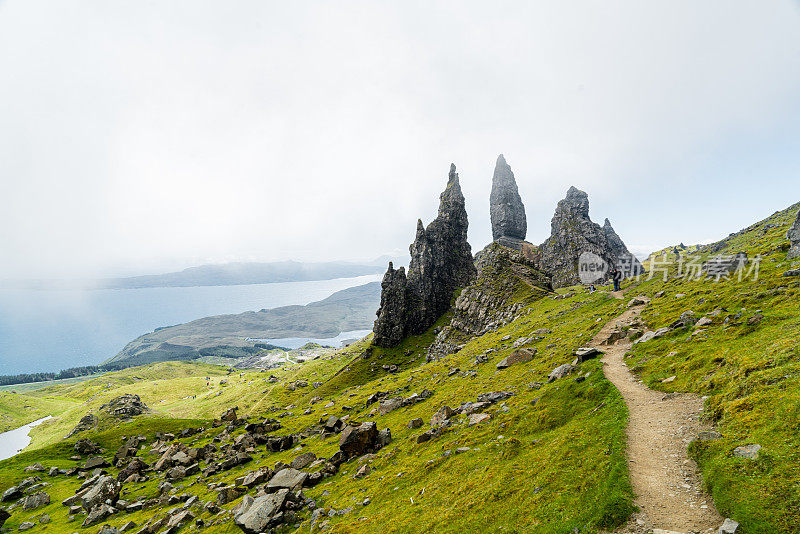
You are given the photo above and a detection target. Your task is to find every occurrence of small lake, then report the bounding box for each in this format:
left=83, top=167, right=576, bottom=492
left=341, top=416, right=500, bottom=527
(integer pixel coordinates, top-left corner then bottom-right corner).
left=0, top=275, right=380, bottom=375
left=254, top=329, right=373, bottom=349
left=0, top=416, right=52, bottom=462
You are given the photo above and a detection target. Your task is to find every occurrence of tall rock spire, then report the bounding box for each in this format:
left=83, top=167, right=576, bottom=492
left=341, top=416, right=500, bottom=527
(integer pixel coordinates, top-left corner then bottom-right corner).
left=373, top=164, right=476, bottom=347
left=372, top=262, right=407, bottom=347
left=490, top=154, right=527, bottom=244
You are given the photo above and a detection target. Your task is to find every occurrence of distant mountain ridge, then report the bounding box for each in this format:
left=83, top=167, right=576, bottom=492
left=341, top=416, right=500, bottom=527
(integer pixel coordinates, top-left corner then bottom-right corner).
left=2, top=260, right=400, bottom=290
left=99, top=261, right=384, bottom=289
left=105, top=281, right=381, bottom=367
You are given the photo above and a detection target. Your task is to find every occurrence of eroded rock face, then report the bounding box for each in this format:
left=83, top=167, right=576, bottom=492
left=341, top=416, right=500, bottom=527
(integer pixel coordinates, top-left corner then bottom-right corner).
left=603, top=218, right=644, bottom=275
left=372, top=263, right=407, bottom=347
left=426, top=243, right=550, bottom=360
left=490, top=154, right=527, bottom=243
left=373, top=164, right=476, bottom=347
left=538, top=187, right=638, bottom=288
left=787, top=209, right=800, bottom=259
left=67, top=414, right=97, bottom=438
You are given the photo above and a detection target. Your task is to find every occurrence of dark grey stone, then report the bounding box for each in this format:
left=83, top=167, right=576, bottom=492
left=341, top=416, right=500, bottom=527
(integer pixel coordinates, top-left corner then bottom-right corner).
left=373, top=164, right=475, bottom=347
left=538, top=187, right=640, bottom=288
left=490, top=154, right=526, bottom=241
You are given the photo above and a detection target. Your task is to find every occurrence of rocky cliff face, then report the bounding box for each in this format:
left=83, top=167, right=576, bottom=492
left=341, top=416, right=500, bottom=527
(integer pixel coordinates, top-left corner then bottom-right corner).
left=426, top=243, right=551, bottom=360
left=538, top=186, right=638, bottom=288
left=490, top=154, right=527, bottom=249
left=372, top=263, right=407, bottom=347
left=787, top=209, right=800, bottom=259
left=373, top=164, right=476, bottom=347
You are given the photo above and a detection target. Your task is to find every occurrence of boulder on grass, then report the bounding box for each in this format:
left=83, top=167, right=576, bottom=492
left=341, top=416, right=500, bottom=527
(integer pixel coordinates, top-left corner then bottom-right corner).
left=496, top=348, right=536, bottom=369
left=547, top=364, right=575, bottom=382
left=339, top=422, right=382, bottom=459
left=234, top=490, right=288, bottom=534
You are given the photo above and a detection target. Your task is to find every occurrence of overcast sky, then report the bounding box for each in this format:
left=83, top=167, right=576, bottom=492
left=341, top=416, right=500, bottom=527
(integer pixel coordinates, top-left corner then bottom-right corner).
left=1, top=1, right=800, bottom=279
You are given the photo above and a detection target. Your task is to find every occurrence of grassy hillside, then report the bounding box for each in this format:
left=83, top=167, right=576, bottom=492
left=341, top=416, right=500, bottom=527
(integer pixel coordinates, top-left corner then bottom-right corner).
left=625, top=202, right=800, bottom=533
left=2, top=203, right=798, bottom=533
left=0, top=393, right=78, bottom=433
left=0, top=265, right=634, bottom=533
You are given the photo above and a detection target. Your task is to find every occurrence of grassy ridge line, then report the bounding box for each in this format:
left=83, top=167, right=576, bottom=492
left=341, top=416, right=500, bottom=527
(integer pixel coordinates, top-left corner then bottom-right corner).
left=625, top=203, right=800, bottom=533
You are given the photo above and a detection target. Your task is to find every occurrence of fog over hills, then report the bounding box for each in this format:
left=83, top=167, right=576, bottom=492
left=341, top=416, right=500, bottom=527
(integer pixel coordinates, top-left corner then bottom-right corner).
left=1, top=260, right=404, bottom=290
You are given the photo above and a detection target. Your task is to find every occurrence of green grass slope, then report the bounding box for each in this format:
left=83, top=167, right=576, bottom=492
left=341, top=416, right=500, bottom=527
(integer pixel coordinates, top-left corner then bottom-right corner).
left=625, top=202, right=800, bottom=533
left=0, top=263, right=634, bottom=533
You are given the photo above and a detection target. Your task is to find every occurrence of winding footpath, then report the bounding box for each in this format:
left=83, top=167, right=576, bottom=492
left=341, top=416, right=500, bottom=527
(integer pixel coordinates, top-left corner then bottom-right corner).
left=593, top=296, right=724, bottom=534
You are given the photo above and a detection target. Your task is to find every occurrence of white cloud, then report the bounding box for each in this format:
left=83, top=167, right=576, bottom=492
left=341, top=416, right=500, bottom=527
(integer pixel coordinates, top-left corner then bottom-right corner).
left=1, top=0, right=799, bottom=278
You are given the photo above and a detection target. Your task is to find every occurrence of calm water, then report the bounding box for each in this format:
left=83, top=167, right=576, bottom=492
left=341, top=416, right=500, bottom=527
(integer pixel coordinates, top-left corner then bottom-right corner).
left=0, top=275, right=379, bottom=375
left=255, top=329, right=373, bottom=349
left=0, top=416, right=52, bottom=462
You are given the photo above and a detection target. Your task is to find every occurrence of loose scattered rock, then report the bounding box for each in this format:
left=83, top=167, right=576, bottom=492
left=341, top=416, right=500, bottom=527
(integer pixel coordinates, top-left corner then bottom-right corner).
left=430, top=406, right=455, bottom=428
left=698, top=431, right=722, bottom=441
left=378, top=397, right=404, bottom=415
left=628, top=296, right=649, bottom=307
left=338, top=422, right=387, bottom=460
left=468, top=413, right=491, bottom=426
left=266, top=468, right=307, bottom=492
left=547, top=364, right=574, bottom=382
left=718, top=517, right=740, bottom=534
left=101, top=394, right=149, bottom=419
left=573, top=347, right=601, bottom=363
left=21, top=491, right=50, bottom=511
left=496, top=348, right=536, bottom=369
left=733, top=444, right=761, bottom=459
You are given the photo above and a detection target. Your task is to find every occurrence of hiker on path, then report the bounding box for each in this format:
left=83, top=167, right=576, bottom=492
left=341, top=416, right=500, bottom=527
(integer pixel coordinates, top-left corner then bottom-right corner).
left=611, top=266, right=622, bottom=291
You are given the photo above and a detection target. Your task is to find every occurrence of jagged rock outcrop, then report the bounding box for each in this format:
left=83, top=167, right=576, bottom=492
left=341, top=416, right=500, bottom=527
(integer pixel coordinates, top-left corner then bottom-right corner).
left=427, top=243, right=551, bottom=360
left=372, top=263, right=407, bottom=347
left=538, top=186, right=639, bottom=288
left=373, top=164, right=476, bottom=347
left=101, top=394, right=149, bottom=419
left=787, top=209, right=800, bottom=259
left=490, top=154, right=527, bottom=249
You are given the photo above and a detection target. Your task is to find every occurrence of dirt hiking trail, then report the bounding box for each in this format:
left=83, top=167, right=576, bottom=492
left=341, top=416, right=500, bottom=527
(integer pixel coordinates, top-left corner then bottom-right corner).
left=593, top=296, right=724, bottom=534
